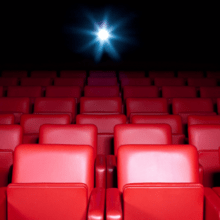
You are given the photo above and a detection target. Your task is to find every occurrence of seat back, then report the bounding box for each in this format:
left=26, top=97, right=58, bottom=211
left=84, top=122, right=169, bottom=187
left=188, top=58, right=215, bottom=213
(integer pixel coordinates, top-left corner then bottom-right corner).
left=114, top=124, right=172, bottom=156
left=187, top=78, right=217, bottom=87
left=7, top=86, right=43, bottom=98
left=0, top=87, right=3, bottom=97
left=20, top=78, right=52, bottom=86
left=39, top=124, right=97, bottom=156
left=0, top=114, right=14, bottom=124
left=84, top=86, right=119, bottom=97
left=177, top=71, right=204, bottom=78
left=120, top=78, right=151, bottom=87
left=188, top=115, right=220, bottom=126
left=54, top=78, right=85, bottom=88
left=87, top=77, right=118, bottom=86
left=89, top=70, right=116, bottom=78
left=206, top=71, right=220, bottom=79
left=148, top=71, right=175, bottom=78
left=154, top=78, right=186, bottom=87
left=123, top=86, right=159, bottom=100
left=1, top=70, right=27, bottom=78
left=60, top=70, right=87, bottom=78
left=200, top=87, right=220, bottom=104
left=30, top=71, right=57, bottom=78
left=80, top=97, right=122, bottom=114
left=162, top=86, right=197, bottom=98
left=119, top=71, right=145, bottom=79
left=0, top=78, right=19, bottom=86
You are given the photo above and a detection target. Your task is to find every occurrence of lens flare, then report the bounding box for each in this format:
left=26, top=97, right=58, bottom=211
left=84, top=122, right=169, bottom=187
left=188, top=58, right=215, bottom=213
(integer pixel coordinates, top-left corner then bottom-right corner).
left=98, top=29, right=109, bottom=41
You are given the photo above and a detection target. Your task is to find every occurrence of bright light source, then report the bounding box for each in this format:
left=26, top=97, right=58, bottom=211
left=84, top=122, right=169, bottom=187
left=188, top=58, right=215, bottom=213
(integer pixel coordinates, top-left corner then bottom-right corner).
left=98, top=29, right=109, bottom=41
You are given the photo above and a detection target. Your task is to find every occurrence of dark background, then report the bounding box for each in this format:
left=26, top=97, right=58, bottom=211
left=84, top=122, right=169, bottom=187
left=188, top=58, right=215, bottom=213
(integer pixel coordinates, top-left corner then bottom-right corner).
left=0, top=2, right=219, bottom=70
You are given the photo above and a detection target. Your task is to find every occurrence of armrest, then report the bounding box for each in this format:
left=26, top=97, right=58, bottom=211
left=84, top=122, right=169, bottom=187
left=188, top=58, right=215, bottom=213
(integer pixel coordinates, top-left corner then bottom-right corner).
left=0, top=187, right=7, bottom=220
left=106, top=188, right=122, bottom=220
left=88, top=188, right=105, bottom=220
left=199, top=163, right=204, bottom=185
left=204, top=187, right=220, bottom=220
left=95, top=155, right=106, bottom=188
left=106, top=155, right=117, bottom=188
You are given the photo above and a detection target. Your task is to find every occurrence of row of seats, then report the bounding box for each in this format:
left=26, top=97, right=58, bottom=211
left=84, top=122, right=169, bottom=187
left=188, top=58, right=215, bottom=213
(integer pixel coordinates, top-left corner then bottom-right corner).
left=1, top=70, right=220, bottom=78
left=1, top=142, right=220, bottom=219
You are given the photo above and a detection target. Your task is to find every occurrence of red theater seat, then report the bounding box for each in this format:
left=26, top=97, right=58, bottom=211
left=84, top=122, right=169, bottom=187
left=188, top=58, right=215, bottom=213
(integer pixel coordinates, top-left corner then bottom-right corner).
left=84, top=86, right=119, bottom=97
left=0, top=114, right=14, bottom=124
left=126, top=98, right=169, bottom=122
left=60, top=70, right=87, bottom=78
left=107, top=124, right=172, bottom=188
left=0, top=98, right=30, bottom=124
left=20, top=77, right=52, bottom=87
left=0, top=87, right=3, bottom=97
left=200, top=87, right=220, bottom=106
left=188, top=115, right=220, bottom=127
left=189, top=125, right=220, bottom=187
left=30, top=70, right=57, bottom=78
left=39, top=124, right=106, bottom=188
left=148, top=71, right=175, bottom=78
left=76, top=114, right=126, bottom=155
left=187, top=78, right=217, bottom=87
left=177, top=71, right=204, bottom=78
left=106, top=144, right=203, bottom=220
left=34, top=98, right=76, bottom=123
left=80, top=97, right=122, bottom=115
left=120, top=78, right=151, bottom=88
left=123, top=86, right=159, bottom=101
left=1, top=70, right=27, bottom=78
left=206, top=71, right=220, bottom=79
left=7, top=144, right=105, bottom=220
left=54, top=78, right=85, bottom=88
left=0, top=125, right=22, bottom=187
left=20, top=114, right=70, bottom=144
left=0, top=78, right=19, bottom=96
left=119, top=71, right=145, bottom=79
left=154, top=77, right=186, bottom=87
left=132, top=115, right=185, bottom=144
left=172, top=98, right=216, bottom=135
left=87, top=77, right=118, bottom=86
left=89, top=70, right=116, bottom=78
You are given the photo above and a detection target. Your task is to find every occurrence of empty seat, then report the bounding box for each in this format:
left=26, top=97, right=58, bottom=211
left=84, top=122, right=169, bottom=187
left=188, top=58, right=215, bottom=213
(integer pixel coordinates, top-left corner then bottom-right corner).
left=206, top=71, right=220, bottom=79
left=20, top=114, right=70, bottom=144
left=106, top=144, right=203, bottom=220
left=0, top=98, right=30, bottom=124
left=119, top=71, right=145, bottom=79
left=34, top=98, right=76, bottom=123
left=189, top=125, right=220, bottom=187
left=89, top=70, right=116, bottom=78
left=20, top=77, right=52, bottom=87
left=177, top=71, right=204, bottom=78
left=154, top=77, right=186, bottom=87
left=80, top=97, right=122, bottom=115
left=0, top=78, right=19, bottom=96
left=60, top=70, right=87, bottom=78
left=120, top=78, right=151, bottom=88
left=187, top=78, right=217, bottom=87
left=0, top=125, right=22, bottom=187
left=45, top=86, right=81, bottom=103
left=200, top=87, right=220, bottom=105
left=39, top=124, right=106, bottom=188
left=0, top=87, right=3, bottom=97
left=76, top=114, right=126, bottom=155
left=0, top=114, right=14, bottom=124
left=148, top=71, right=175, bottom=78
left=126, top=98, right=169, bottom=122
left=172, top=98, right=216, bottom=135
left=54, top=78, right=85, bottom=88
left=107, top=124, right=172, bottom=188
left=30, top=70, right=57, bottom=78
left=217, top=98, right=220, bottom=114
left=132, top=115, right=185, bottom=144
left=188, top=115, right=220, bottom=127
left=1, top=70, right=27, bottom=78
left=87, top=77, right=118, bottom=86
left=84, top=86, right=119, bottom=97
left=123, top=86, right=159, bottom=101
left=7, top=144, right=105, bottom=220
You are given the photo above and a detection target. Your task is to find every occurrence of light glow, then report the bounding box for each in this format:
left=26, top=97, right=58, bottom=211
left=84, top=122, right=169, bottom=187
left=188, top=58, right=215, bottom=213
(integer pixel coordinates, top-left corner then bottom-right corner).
left=98, top=29, right=109, bottom=41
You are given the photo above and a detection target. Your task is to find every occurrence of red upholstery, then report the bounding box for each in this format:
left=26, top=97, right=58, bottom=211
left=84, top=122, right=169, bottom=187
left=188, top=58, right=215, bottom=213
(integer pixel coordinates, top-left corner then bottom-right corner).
left=76, top=114, right=126, bottom=155
left=0, top=98, right=30, bottom=124
left=0, top=187, right=6, bottom=220
left=0, top=125, right=22, bottom=187
left=20, top=114, right=70, bottom=144
left=132, top=115, right=185, bottom=144
left=189, top=125, right=220, bottom=187
left=188, top=115, right=220, bottom=126
left=1, top=70, right=27, bottom=78
left=126, top=98, right=168, bottom=122
left=89, top=70, right=116, bottom=78
left=217, top=98, right=220, bottom=114
left=114, top=124, right=172, bottom=156
left=120, top=78, right=151, bottom=87
left=7, top=144, right=105, bottom=220
left=30, top=70, right=57, bottom=78
left=119, top=71, right=145, bottom=79
left=0, top=114, right=14, bottom=124
left=187, top=78, right=217, bottom=87
left=0, top=87, right=3, bottom=97
left=148, top=71, right=175, bottom=78
left=20, top=77, right=52, bottom=86
left=34, top=97, right=76, bottom=123
left=206, top=71, right=220, bottom=79
left=80, top=97, right=122, bottom=114
left=84, top=86, right=119, bottom=97
left=200, top=87, right=220, bottom=105
left=0, top=78, right=19, bottom=96
left=87, top=77, right=118, bottom=86
left=123, top=86, right=159, bottom=100
left=60, top=70, right=87, bottom=78
left=177, top=71, right=204, bottom=78
left=154, top=77, right=186, bottom=87
left=54, top=78, right=85, bottom=88
left=106, top=144, right=203, bottom=220
left=46, top=86, right=81, bottom=103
